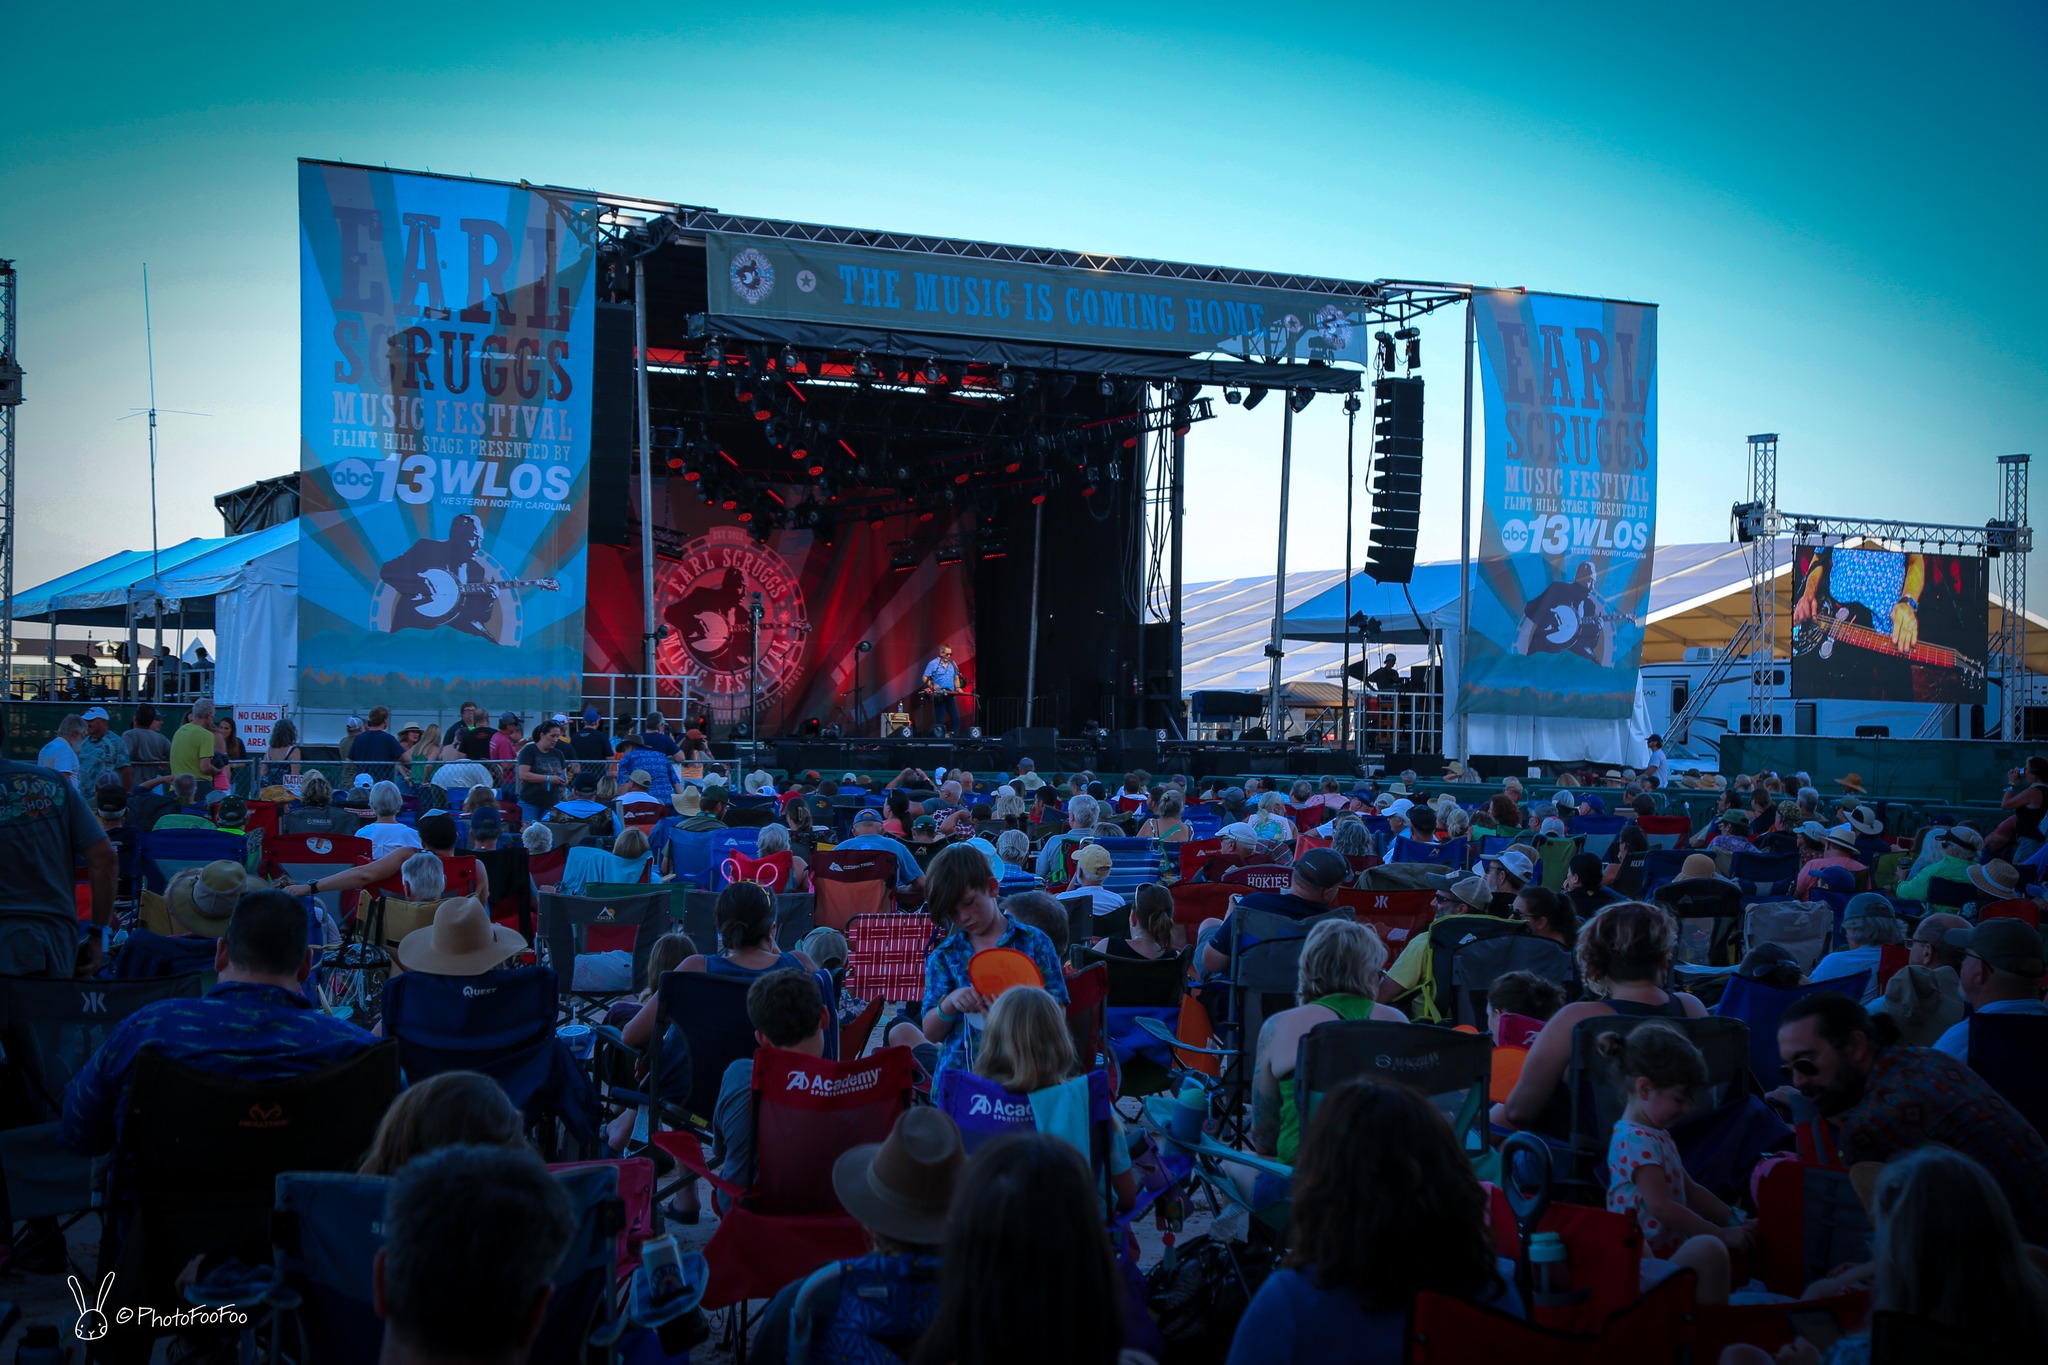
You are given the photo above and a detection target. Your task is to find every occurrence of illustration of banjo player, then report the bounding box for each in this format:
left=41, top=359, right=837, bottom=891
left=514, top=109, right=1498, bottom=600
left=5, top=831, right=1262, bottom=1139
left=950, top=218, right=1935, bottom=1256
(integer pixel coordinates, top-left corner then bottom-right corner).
left=376, top=514, right=558, bottom=642
left=1513, top=559, right=1628, bottom=667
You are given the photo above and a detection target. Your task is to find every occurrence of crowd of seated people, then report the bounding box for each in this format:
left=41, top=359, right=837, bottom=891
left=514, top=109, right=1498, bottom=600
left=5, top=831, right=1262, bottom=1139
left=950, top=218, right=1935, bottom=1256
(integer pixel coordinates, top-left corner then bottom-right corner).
left=19, top=701, right=2048, bottom=1363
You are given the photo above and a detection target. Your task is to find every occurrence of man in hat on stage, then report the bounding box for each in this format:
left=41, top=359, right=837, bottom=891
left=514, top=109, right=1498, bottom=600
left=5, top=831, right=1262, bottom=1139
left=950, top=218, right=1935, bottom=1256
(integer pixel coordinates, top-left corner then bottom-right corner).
left=60, top=887, right=379, bottom=1156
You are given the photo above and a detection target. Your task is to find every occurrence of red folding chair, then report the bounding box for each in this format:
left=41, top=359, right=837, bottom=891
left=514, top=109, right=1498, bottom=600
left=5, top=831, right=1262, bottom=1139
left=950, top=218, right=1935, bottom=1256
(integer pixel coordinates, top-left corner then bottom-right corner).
left=1979, top=898, right=2041, bottom=928
left=844, top=913, right=935, bottom=1004
left=1635, top=815, right=1692, bottom=850
left=1176, top=837, right=1223, bottom=882
left=1065, top=962, right=1112, bottom=1089
left=529, top=846, right=569, bottom=893
left=243, top=800, right=284, bottom=844
left=549, top=1155, right=657, bottom=1285
left=620, top=804, right=666, bottom=833
left=1409, top=1271, right=1696, bottom=1364
left=812, top=849, right=897, bottom=931
left=1485, top=1188, right=1644, bottom=1334
left=653, top=1045, right=914, bottom=1326
left=261, top=833, right=375, bottom=927
left=1294, top=833, right=1333, bottom=859
left=1221, top=863, right=1293, bottom=891
left=721, top=849, right=793, bottom=892
left=1693, top=1293, right=1868, bottom=1364
left=1284, top=804, right=1322, bottom=831
left=1335, top=887, right=1437, bottom=955
left=1875, top=943, right=1910, bottom=992
left=1168, top=882, right=1235, bottom=937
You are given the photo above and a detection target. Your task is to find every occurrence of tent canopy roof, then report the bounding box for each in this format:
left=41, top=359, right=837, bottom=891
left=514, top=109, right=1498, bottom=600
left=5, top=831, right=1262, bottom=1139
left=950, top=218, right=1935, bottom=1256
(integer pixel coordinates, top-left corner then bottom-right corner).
left=11, top=521, right=298, bottom=630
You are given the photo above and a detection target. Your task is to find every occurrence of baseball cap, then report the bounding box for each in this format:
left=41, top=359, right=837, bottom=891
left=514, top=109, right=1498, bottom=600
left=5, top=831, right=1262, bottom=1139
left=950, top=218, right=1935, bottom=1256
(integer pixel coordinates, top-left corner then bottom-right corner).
left=1793, top=820, right=1832, bottom=843
left=1218, top=821, right=1262, bottom=842
left=841, top=773, right=859, bottom=784
left=625, top=769, right=652, bottom=788
left=1481, top=847, right=1537, bottom=883
left=851, top=808, right=884, bottom=828
left=1426, top=872, right=1491, bottom=911
left=353, top=773, right=374, bottom=789
left=96, top=784, right=129, bottom=814
left=468, top=806, right=504, bottom=837
left=498, top=711, right=521, bottom=728
left=1386, top=798, right=1414, bottom=817
left=1293, top=847, right=1349, bottom=890
left=1939, top=825, right=1986, bottom=855
left=1373, top=793, right=1397, bottom=811
left=550, top=713, right=570, bottom=726
left=1074, top=844, right=1114, bottom=876
left=346, top=716, right=365, bottom=732
left=911, top=815, right=938, bottom=833
left=214, top=796, right=248, bottom=826
left=582, top=705, right=600, bottom=722
left=571, top=770, right=600, bottom=794
left=1943, top=919, right=2047, bottom=977
left=1843, top=892, right=1897, bottom=922
left=81, top=706, right=110, bottom=721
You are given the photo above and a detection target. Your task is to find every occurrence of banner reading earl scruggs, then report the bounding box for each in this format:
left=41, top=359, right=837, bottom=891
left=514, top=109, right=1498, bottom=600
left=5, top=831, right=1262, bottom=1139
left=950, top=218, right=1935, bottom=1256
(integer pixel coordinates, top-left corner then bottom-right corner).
left=1461, top=290, right=1658, bottom=719
left=297, top=162, right=598, bottom=713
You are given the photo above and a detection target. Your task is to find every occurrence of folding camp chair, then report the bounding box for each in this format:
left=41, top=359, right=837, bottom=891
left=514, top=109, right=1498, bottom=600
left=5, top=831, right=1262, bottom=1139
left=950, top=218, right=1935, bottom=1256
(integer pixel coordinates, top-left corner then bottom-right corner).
left=1390, top=837, right=1467, bottom=867
left=1966, top=1011, right=2048, bottom=1139
left=1926, top=876, right=1978, bottom=912
left=1979, top=897, right=2042, bottom=927
left=1715, top=970, right=1873, bottom=1089
left=1295, top=1019, right=1492, bottom=1153
left=1635, top=814, right=1692, bottom=850
left=1655, top=876, right=1747, bottom=966
left=272, top=1162, right=626, bottom=1365
left=707, top=829, right=765, bottom=891
left=1489, top=1130, right=1658, bottom=1335
left=1572, top=814, right=1625, bottom=860
left=529, top=845, right=570, bottom=893
left=653, top=1045, right=915, bottom=1347
left=1085, top=836, right=1161, bottom=896
left=1169, top=881, right=1235, bottom=938
left=104, top=1043, right=402, bottom=1319
left=1742, top=898, right=1834, bottom=970
left=1175, top=837, right=1224, bottom=881
left=1438, top=930, right=1575, bottom=1030
left=1638, top=846, right=1690, bottom=897
left=1563, top=1015, right=1752, bottom=1191
left=1067, top=961, right=1113, bottom=1081
left=721, top=848, right=793, bottom=892
left=0, top=973, right=202, bottom=1269
left=383, top=965, right=600, bottom=1147
left=537, top=888, right=672, bottom=1020
left=844, top=913, right=935, bottom=1004
left=937, top=1067, right=1114, bottom=1162
left=812, top=849, right=898, bottom=931
left=1070, top=947, right=1190, bottom=1099
left=138, top=827, right=254, bottom=890
left=1729, top=851, right=1800, bottom=896
left=465, top=843, right=535, bottom=936
left=1409, top=1258, right=1696, bottom=1362
left=1869, top=1311, right=2042, bottom=1365
left=1335, top=886, right=1436, bottom=955
left=1209, top=906, right=1346, bottom=1138
left=1221, top=863, right=1293, bottom=890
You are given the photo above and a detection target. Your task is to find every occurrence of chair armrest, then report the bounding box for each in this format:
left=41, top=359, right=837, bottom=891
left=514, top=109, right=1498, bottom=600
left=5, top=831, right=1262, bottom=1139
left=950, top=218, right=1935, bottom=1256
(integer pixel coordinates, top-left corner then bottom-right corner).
left=1131, top=1013, right=1230, bottom=1057
left=649, top=1130, right=745, bottom=1200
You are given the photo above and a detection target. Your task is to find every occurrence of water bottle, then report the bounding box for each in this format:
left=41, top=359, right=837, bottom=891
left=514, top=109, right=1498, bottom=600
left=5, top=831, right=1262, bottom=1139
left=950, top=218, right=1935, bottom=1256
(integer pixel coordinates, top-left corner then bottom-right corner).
left=1170, top=1080, right=1208, bottom=1143
left=1529, top=1231, right=1572, bottom=1305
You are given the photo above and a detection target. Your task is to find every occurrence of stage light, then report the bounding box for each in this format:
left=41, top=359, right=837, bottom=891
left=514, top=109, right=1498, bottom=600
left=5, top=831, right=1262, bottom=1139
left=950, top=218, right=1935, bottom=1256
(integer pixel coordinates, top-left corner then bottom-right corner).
left=803, top=717, right=822, bottom=737
left=1031, top=492, right=1047, bottom=505
left=736, top=510, right=752, bottom=522
left=1225, top=388, right=1243, bottom=405
left=997, top=368, right=1016, bottom=392
left=1054, top=372, right=1078, bottom=399
left=806, top=464, right=825, bottom=477
left=666, top=455, right=684, bottom=470
left=1289, top=388, right=1315, bottom=414
left=733, top=376, right=755, bottom=404
left=705, top=337, right=724, bottom=371
left=926, top=357, right=947, bottom=387
left=1344, top=392, right=1362, bottom=415
left=1374, top=332, right=1396, bottom=371
left=1395, top=326, right=1421, bottom=371
left=720, top=497, right=738, bottom=511
left=753, top=402, right=774, bottom=422
left=857, top=640, right=873, bottom=654
left=1242, top=386, right=1269, bottom=410
left=765, top=418, right=789, bottom=447
left=855, top=352, right=876, bottom=379
left=892, top=551, right=917, bottom=572
left=890, top=464, right=912, bottom=485
left=937, top=545, right=963, bottom=566
left=1099, top=374, right=1116, bottom=397
left=780, top=345, right=800, bottom=373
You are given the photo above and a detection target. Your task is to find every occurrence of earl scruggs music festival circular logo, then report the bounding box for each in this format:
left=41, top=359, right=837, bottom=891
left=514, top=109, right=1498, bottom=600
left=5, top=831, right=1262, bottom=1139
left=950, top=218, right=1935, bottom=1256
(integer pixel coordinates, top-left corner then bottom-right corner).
left=730, top=247, right=775, bottom=305
left=655, top=528, right=810, bottom=720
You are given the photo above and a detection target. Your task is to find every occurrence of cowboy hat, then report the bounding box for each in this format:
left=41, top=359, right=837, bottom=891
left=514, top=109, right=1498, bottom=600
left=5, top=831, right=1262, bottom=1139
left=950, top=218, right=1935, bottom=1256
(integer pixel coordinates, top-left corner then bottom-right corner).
left=396, top=896, right=525, bottom=976
left=1967, top=859, right=2024, bottom=902
left=1383, top=781, right=1409, bottom=796
left=166, top=861, right=255, bottom=938
left=1846, top=805, right=1884, bottom=837
left=832, top=1107, right=964, bottom=1246
left=1679, top=853, right=1721, bottom=882
left=1821, top=824, right=1862, bottom=855
left=1442, top=760, right=1467, bottom=779
left=1834, top=773, right=1867, bottom=794
left=671, top=786, right=703, bottom=816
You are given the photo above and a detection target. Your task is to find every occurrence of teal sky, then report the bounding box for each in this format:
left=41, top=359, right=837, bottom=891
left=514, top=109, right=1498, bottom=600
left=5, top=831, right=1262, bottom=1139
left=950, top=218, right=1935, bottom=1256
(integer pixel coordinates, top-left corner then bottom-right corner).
left=5, top=3, right=2045, bottom=614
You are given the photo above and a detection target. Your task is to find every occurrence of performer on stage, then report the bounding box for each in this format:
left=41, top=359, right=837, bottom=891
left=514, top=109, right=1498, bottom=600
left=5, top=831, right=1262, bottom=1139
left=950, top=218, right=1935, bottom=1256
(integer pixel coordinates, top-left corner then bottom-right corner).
left=922, top=644, right=963, bottom=735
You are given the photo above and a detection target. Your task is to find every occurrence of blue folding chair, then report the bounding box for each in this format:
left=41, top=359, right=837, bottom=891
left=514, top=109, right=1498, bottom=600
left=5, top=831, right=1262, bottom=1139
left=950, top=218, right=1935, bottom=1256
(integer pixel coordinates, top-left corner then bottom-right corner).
left=1088, top=836, right=1162, bottom=896
left=382, top=965, right=600, bottom=1145
left=138, top=828, right=253, bottom=891
left=1391, top=836, right=1467, bottom=867
left=1966, top=1011, right=2048, bottom=1139
left=665, top=829, right=718, bottom=888
left=707, top=827, right=764, bottom=891
left=1572, top=814, right=1626, bottom=860
left=1714, top=970, right=1872, bottom=1090
left=1480, top=835, right=1514, bottom=858
left=1729, top=851, right=1800, bottom=896
left=1639, top=846, right=1691, bottom=898
left=1184, top=809, right=1223, bottom=839
left=273, top=1164, right=624, bottom=1365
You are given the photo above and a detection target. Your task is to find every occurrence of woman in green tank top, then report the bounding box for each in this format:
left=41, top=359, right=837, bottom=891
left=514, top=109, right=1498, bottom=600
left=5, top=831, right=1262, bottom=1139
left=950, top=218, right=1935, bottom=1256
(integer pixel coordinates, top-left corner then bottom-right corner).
left=1250, top=918, right=1410, bottom=1165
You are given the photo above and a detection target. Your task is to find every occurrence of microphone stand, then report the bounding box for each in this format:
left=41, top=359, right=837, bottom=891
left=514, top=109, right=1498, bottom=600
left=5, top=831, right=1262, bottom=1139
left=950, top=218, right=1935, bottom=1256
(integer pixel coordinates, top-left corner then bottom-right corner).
left=747, top=593, right=763, bottom=759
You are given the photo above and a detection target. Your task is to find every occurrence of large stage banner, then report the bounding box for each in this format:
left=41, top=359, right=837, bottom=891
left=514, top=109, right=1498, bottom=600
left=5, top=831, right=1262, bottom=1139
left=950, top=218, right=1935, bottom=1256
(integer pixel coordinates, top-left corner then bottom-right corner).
left=1462, top=290, right=1658, bottom=719
left=297, top=162, right=599, bottom=714
left=1790, top=545, right=1987, bottom=704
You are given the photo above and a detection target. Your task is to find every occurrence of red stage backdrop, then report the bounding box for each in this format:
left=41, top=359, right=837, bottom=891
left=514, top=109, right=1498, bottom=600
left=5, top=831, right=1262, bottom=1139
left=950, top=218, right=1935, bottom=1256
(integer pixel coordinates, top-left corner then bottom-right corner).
left=585, top=495, right=975, bottom=733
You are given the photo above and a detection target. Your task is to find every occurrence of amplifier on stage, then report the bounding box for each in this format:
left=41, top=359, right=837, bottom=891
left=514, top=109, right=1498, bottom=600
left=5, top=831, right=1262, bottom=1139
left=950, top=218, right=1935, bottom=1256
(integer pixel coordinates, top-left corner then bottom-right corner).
left=882, top=709, right=912, bottom=737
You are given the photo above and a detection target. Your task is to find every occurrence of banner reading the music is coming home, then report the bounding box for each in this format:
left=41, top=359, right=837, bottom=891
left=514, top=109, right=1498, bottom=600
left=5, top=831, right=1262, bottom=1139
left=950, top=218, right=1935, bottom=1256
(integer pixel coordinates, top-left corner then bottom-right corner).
left=1460, top=290, right=1658, bottom=720
left=297, top=162, right=598, bottom=714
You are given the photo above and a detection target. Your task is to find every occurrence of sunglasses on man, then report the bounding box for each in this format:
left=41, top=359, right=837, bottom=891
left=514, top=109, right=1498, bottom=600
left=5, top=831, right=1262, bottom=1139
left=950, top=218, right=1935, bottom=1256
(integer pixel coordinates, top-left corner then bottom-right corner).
left=1780, top=1057, right=1821, bottom=1079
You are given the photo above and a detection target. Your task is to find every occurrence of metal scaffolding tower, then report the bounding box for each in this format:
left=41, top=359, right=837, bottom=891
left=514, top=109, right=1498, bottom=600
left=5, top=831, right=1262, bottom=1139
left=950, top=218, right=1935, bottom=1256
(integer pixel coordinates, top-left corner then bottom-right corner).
left=1730, top=435, right=2032, bottom=738
left=0, top=260, right=20, bottom=700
